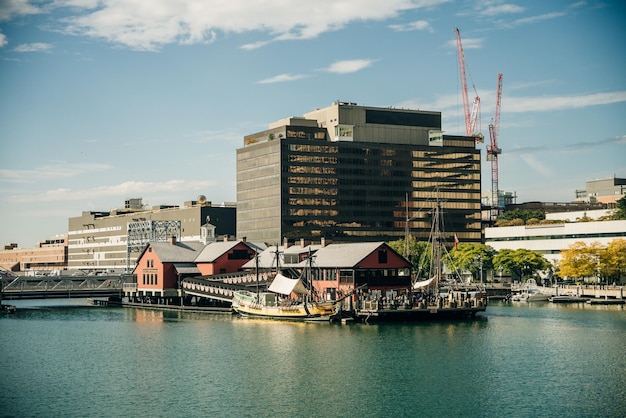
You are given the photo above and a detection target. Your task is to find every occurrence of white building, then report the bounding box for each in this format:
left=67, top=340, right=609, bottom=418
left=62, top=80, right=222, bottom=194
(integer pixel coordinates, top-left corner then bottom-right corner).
left=485, top=219, right=626, bottom=265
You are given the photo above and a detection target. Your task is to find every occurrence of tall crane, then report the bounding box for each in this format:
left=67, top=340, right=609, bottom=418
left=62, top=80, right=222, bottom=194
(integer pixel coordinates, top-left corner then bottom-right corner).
left=487, top=73, right=503, bottom=221
left=455, top=28, right=483, bottom=143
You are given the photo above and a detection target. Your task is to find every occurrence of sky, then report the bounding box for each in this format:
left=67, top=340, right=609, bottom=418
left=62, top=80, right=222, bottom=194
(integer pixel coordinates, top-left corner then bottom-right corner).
left=0, top=0, right=625, bottom=248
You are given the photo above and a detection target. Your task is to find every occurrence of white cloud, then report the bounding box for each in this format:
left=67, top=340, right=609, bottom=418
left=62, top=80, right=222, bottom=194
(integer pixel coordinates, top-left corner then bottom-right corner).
left=510, top=12, right=565, bottom=27
left=447, top=36, right=483, bottom=50
left=519, top=154, right=552, bottom=177
left=324, top=59, right=374, bottom=74
left=389, top=20, right=433, bottom=32
left=257, top=73, right=308, bottom=84
left=52, top=0, right=448, bottom=51
left=481, top=3, right=524, bottom=16
left=0, top=0, right=42, bottom=21
left=0, top=162, right=111, bottom=184
left=10, top=179, right=218, bottom=203
left=403, top=90, right=626, bottom=117
left=13, top=42, right=53, bottom=52
left=506, top=91, right=626, bottom=113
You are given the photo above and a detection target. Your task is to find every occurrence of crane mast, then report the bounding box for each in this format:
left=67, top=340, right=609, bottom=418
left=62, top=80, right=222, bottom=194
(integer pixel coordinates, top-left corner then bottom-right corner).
left=455, top=28, right=483, bottom=143
left=487, top=73, right=503, bottom=221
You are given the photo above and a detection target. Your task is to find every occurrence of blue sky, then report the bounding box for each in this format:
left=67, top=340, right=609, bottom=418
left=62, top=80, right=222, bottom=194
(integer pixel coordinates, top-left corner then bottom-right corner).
left=1, top=0, right=625, bottom=248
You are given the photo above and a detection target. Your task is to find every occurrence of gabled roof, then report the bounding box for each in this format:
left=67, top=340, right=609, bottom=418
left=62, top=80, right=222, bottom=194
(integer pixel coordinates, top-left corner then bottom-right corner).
left=148, top=241, right=205, bottom=263
left=241, top=245, right=284, bottom=270
left=242, top=242, right=401, bottom=270
left=195, top=240, right=251, bottom=263
left=304, top=242, right=389, bottom=268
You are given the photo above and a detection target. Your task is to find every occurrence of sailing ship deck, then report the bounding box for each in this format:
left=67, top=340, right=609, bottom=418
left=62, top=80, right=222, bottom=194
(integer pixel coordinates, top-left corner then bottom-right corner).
left=352, top=293, right=487, bottom=322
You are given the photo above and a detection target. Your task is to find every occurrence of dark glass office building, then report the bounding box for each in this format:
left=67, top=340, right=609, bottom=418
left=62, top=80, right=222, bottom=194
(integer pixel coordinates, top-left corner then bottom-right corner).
left=237, top=102, right=481, bottom=246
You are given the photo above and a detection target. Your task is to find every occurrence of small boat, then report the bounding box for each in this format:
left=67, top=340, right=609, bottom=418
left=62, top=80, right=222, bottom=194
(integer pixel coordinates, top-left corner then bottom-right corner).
left=549, top=293, right=590, bottom=303
left=511, top=279, right=550, bottom=302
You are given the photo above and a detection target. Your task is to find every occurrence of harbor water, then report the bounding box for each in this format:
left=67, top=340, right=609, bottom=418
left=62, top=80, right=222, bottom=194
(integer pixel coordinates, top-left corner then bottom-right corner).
left=1, top=299, right=625, bottom=417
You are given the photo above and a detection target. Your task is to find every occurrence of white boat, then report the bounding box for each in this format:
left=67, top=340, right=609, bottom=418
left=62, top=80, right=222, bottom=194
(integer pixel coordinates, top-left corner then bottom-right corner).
left=511, top=279, right=550, bottom=302
left=549, top=292, right=589, bottom=303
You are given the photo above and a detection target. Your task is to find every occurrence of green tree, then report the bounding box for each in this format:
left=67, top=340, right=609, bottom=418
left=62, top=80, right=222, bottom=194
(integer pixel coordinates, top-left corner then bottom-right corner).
left=447, top=243, right=496, bottom=282
left=493, top=248, right=550, bottom=281
left=388, top=236, right=432, bottom=277
left=499, top=208, right=545, bottom=223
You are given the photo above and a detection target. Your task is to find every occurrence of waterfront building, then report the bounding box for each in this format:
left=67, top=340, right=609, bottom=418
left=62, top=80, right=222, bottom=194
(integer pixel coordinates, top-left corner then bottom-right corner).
left=575, top=176, right=626, bottom=204
left=128, top=237, right=257, bottom=303
left=236, top=101, right=482, bottom=247
left=0, top=236, right=68, bottom=274
left=67, top=197, right=236, bottom=273
left=242, top=240, right=412, bottom=300
left=485, top=217, right=626, bottom=265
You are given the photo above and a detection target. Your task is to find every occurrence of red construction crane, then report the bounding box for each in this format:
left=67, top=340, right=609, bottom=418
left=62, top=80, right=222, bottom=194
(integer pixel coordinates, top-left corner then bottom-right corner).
left=455, top=28, right=483, bottom=143
left=487, top=73, right=503, bottom=219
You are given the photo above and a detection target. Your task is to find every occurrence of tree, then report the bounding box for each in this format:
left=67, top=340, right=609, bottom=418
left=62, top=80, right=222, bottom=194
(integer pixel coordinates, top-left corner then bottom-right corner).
left=447, top=243, right=496, bottom=282
left=499, top=208, right=545, bottom=223
left=388, top=236, right=432, bottom=277
left=602, top=239, right=626, bottom=284
left=557, top=241, right=603, bottom=280
left=613, top=196, right=626, bottom=220
left=493, top=248, right=550, bottom=281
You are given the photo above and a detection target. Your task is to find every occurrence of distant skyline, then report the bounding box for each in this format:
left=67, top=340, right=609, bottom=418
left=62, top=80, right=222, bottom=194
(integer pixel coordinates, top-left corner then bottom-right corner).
left=1, top=0, right=625, bottom=247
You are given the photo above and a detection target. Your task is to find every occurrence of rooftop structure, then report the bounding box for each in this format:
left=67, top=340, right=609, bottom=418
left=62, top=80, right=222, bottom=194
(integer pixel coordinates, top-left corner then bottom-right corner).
left=575, top=177, right=626, bottom=204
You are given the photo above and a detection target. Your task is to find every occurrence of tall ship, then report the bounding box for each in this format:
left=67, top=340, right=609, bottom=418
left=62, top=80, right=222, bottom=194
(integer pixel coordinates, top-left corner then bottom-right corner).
left=353, top=199, right=488, bottom=322
left=231, top=273, right=338, bottom=320
left=231, top=252, right=338, bottom=320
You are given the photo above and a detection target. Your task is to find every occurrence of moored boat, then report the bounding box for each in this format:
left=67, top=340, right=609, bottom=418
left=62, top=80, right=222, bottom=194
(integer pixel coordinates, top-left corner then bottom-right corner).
left=231, top=254, right=339, bottom=321
left=549, top=293, right=590, bottom=303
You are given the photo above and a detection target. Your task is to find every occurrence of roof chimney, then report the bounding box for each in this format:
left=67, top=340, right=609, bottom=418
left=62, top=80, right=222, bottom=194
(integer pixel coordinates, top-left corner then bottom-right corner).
left=169, top=236, right=177, bottom=245
left=283, top=237, right=289, bottom=249
left=300, top=238, right=305, bottom=248
left=321, top=237, right=326, bottom=248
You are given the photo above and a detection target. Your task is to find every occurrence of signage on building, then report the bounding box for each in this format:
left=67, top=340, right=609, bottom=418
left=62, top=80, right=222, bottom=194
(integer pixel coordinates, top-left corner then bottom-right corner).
left=428, top=130, right=443, bottom=147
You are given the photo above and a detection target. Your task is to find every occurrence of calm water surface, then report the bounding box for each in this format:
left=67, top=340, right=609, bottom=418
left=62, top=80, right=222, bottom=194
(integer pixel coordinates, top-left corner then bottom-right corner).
left=1, top=299, right=624, bottom=418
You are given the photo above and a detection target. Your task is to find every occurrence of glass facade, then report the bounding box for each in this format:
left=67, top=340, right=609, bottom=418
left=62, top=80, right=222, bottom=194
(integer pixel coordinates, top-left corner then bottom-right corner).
left=237, top=104, right=482, bottom=247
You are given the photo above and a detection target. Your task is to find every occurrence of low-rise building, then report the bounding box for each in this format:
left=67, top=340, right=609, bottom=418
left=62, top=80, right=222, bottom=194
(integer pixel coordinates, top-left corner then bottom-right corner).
left=242, top=240, right=412, bottom=300
left=485, top=218, right=626, bottom=265
left=67, top=197, right=236, bottom=273
left=575, top=177, right=626, bottom=204
left=129, top=237, right=258, bottom=303
left=0, top=236, right=68, bottom=274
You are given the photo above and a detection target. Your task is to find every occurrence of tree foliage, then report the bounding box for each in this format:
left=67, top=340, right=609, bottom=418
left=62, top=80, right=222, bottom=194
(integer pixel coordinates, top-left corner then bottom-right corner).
left=388, top=236, right=432, bottom=277
left=557, top=241, right=602, bottom=279
left=559, top=239, right=626, bottom=283
left=613, top=196, right=626, bottom=220
left=492, top=248, right=550, bottom=281
left=447, top=243, right=496, bottom=282
left=499, top=208, right=545, bottom=223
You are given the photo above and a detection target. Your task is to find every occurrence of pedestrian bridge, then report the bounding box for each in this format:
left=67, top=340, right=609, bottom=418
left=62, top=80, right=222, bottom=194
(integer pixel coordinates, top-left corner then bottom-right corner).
left=1, top=275, right=122, bottom=300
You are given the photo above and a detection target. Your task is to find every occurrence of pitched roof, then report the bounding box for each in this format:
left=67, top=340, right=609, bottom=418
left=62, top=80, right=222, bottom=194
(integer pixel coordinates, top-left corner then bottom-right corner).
left=305, top=242, right=387, bottom=268
left=149, top=241, right=205, bottom=263
left=242, top=242, right=392, bottom=270
left=195, top=241, right=249, bottom=263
